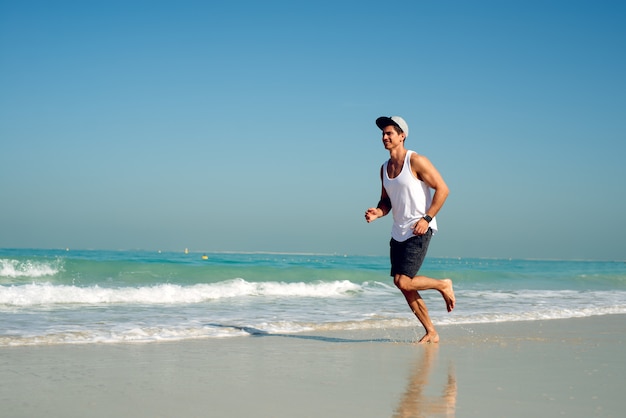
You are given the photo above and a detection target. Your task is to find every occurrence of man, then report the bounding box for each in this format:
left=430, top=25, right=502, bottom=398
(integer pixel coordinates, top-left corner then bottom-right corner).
left=365, top=116, right=455, bottom=343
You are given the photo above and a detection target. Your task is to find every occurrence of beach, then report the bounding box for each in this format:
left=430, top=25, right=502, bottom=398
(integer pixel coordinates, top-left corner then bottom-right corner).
left=2, top=314, right=624, bottom=418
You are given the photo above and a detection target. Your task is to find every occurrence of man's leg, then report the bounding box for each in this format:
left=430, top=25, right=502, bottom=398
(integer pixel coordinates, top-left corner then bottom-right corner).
left=389, top=234, right=455, bottom=343
left=395, top=274, right=455, bottom=312
left=399, top=291, right=438, bottom=342
left=394, top=274, right=455, bottom=343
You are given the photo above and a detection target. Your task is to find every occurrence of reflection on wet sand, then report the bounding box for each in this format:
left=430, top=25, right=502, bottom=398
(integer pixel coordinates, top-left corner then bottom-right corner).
left=393, top=345, right=457, bottom=418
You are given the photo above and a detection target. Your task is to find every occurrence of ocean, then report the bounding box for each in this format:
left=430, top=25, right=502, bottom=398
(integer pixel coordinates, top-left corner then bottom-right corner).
left=1, top=248, right=625, bottom=346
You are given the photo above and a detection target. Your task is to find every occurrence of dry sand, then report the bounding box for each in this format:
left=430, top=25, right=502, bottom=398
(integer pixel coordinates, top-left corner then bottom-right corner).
left=2, top=315, right=624, bottom=417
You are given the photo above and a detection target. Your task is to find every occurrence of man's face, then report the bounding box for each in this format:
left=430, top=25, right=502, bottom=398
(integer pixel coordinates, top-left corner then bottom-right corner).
left=381, top=125, right=405, bottom=149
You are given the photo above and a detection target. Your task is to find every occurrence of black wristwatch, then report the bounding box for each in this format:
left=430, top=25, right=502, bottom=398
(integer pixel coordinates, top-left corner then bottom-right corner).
left=423, top=215, right=433, bottom=223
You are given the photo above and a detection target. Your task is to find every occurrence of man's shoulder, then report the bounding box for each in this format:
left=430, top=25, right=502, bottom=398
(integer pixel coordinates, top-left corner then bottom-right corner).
left=408, top=151, right=433, bottom=173
left=409, top=150, right=429, bottom=163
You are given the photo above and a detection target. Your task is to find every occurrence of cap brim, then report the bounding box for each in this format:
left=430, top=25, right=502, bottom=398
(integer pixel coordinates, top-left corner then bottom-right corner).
left=375, top=116, right=396, bottom=130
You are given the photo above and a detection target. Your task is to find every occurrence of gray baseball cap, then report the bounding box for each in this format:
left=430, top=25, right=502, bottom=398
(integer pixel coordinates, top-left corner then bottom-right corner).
left=376, top=116, right=409, bottom=138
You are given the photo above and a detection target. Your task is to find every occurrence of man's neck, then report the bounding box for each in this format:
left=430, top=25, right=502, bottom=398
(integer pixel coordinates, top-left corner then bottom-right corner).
left=389, top=146, right=407, bottom=163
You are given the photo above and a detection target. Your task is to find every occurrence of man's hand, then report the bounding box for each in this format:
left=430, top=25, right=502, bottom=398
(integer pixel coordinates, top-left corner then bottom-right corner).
left=365, top=208, right=382, bottom=223
left=413, top=218, right=430, bottom=235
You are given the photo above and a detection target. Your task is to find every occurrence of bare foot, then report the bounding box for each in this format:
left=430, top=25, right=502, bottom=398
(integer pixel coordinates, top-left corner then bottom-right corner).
left=418, top=332, right=440, bottom=344
left=440, top=279, right=455, bottom=312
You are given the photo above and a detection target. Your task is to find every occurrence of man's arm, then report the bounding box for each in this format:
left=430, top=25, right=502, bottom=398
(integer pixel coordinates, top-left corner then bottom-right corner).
left=365, top=165, right=391, bottom=223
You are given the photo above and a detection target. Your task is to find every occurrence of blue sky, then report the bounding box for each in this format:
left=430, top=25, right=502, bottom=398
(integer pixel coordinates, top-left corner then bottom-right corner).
left=1, top=0, right=625, bottom=260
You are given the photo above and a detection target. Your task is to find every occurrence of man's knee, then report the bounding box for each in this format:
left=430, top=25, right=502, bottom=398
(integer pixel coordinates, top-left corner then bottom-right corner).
left=394, top=274, right=412, bottom=291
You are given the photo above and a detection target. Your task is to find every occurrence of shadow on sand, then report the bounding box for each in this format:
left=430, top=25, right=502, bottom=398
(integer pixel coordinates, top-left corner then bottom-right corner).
left=205, top=323, right=396, bottom=344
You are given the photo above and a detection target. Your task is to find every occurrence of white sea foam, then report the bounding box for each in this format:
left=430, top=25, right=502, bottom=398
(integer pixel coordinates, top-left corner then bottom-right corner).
left=0, top=258, right=60, bottom=278
left=0, top=326, right=248, bottom=346
left=435, top=306, right=626, bottom=326
left=0, top=279, right=362, bottom=307
left=5, top=306, right=626, bottom=347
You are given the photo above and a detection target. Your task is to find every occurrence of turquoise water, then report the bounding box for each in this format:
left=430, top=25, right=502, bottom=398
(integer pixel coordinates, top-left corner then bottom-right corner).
left=1, top=249, right=625, bottom=346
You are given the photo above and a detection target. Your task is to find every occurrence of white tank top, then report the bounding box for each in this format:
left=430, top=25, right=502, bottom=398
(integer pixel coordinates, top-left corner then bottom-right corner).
left=383, top=150, right=438, bottom=242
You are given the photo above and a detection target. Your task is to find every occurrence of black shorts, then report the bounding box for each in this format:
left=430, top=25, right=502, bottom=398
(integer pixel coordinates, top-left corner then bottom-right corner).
left=389, top=229, right=432, bottom=277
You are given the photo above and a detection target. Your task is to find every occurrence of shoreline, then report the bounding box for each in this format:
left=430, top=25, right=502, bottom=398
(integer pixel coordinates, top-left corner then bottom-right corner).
left=2, top=315, right=624, bottom=417
left=4, top=247, right=625, bottom=262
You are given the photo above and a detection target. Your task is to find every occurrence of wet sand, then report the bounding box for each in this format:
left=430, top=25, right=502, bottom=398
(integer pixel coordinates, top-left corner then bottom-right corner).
left=2, top=315, right=624, bottom=417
